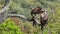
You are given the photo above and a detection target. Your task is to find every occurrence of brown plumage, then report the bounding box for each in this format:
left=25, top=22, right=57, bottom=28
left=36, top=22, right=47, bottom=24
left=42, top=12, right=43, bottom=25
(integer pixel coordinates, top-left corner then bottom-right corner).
left=31, top=6, right=42, bottom=16
left=31, top=7, right=48, bottom=31
left=40, top=11, right=48, bottom=31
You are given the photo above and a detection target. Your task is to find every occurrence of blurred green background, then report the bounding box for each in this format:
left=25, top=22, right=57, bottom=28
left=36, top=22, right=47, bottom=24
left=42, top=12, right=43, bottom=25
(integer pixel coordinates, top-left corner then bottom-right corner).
left=0, top=0, right=60, bottom=34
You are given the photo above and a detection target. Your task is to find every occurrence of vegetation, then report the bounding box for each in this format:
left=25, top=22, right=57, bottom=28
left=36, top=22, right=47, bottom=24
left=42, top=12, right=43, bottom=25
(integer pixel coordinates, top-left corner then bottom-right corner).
left=0, top=0, right=5, bottom=10
left=0, top=18, right=24, bottom=34
left=0, top=0, right=60, bottom=34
